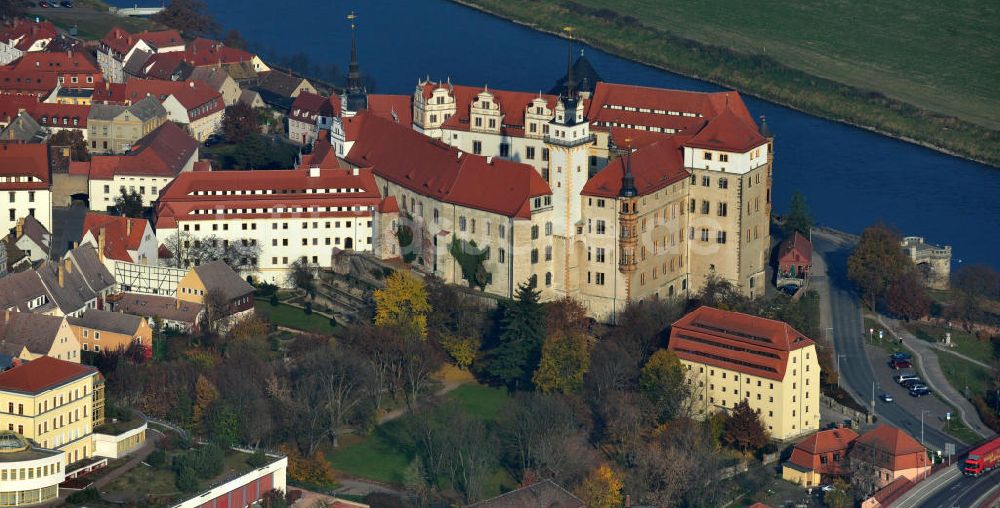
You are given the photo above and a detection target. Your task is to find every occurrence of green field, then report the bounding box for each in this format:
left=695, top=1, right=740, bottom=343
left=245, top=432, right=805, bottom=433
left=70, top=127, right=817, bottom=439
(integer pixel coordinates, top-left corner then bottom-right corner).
left=457, top=0, right=1000, bottom=165
left=255, top=301, right=337, bottom=335
left=446, top=383, right=510, bottom=420
left=908, top=322, right=995, bottom=365
left=937, top=350, right=989, bottom=400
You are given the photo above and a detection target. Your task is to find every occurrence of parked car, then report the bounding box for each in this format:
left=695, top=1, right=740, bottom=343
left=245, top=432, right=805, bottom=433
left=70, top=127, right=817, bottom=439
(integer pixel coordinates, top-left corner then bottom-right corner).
left=894, top=373, right=919, bottom=384
left=204, top=134, right=224, bottom=147
left=909, top=385, right=932, bottom=397
left=889, top=359, right=912, bottom=369
left=39, top=1, right=50, bottom=7
left=881, top=393, right=894, bottom=403
left=60, top=0, right=73, bottom=6
left=890, top=352, right=912, bottom=361
left=901, top=378, right=925, bottom=389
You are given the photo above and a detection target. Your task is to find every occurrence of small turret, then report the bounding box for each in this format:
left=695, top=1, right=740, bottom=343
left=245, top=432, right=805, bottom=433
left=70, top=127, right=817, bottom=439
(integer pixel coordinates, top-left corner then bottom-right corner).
left=619, top=145, right=637, bottom=198
left=759, top=115, right=773, bottom=138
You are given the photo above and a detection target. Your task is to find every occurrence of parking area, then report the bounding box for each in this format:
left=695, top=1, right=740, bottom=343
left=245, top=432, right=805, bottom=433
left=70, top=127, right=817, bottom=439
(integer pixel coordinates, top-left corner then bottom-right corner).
left=865, top=343, right=955, bottom=442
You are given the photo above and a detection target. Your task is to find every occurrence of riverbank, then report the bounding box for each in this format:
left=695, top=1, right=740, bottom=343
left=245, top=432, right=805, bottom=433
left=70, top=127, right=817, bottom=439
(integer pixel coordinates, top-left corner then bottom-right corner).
left=449, top=0, right=1000, bottom=168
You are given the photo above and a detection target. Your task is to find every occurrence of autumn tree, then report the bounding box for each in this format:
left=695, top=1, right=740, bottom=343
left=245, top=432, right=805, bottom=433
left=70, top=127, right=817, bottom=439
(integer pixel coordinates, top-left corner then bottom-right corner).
left=825, top=480, right=851, bottom=508
left=49, top=130, right=90, bottom=162
left=497, top=393, right=592, bottom=485
left=222, top=102, right=260, bottom=143
left=577, top=464, right=624, bottom=508
left=200, top=288, right=232, bottom=338
left=286, top=258, right=317, bottom=299
left=533, top=328, right=591, bottom=394
left=886, top=269, right=931, bottom=321
left=783, top=190, right=812, bottom=237
left=152, top=0, right=219, bottom=37
left=639, top=349, right=690, bottom=423
left=544, top=297, right=590, bottom=339
left=487, top=277, right=545, bottom=390
left=722, top=400, right=768, bottom=455
left=631, top=418, right=724, bottom=506
left=374, top=271, right=431, bottom=339
left=192, top=375, right=219, bottom=429
left=952, top=264, right=1000, bottom=327
left=114, top=188, right=144, bottom=218
left=223, top=29, right=248, bottom=49
left=848, top=223, right=911, bottom=308
left=439, top=334, right=479, bottom=369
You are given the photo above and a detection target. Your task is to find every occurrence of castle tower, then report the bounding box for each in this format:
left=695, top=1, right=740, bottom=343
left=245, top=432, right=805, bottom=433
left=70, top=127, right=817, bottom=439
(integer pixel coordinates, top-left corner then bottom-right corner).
left=617, top=142, right=639, bottom=301
left=547, top=28, right=593, bottom=292
left=342, top=12, right=368, bottom=117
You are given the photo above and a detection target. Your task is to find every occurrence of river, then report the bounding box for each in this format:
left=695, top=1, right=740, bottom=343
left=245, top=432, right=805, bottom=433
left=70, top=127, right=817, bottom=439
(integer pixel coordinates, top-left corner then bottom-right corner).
left=111, top=0, right=1000, bottom=267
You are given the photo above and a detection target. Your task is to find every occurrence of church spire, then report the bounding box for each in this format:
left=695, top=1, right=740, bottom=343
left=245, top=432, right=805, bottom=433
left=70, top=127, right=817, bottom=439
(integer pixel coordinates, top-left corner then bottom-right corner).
left=344, top=11, right=368, bottom=114
left=620, top=139, right=637, bottom=198
left=563, top=26, right=576, bottom=99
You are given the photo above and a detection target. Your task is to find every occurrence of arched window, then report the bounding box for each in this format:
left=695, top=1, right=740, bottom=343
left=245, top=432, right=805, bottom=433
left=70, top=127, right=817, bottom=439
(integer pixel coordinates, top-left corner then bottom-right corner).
left=545, top=272, right=552, bottom=286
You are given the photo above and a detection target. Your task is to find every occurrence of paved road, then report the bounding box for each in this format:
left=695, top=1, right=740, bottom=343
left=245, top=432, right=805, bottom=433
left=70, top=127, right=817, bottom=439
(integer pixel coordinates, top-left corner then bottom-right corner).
left=812, top=230, right=953, bottom=450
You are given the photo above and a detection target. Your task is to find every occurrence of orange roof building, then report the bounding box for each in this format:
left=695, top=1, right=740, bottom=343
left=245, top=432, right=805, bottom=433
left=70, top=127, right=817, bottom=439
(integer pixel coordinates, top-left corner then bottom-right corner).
left=80, top=212, right=158, bottom=268
left=782, top=427, right=859, bottom=486
left=669, top=306, right=821, bottom=440
left=779, top=232, right=813, bottom=279
left=853, top=424, right=931, bottom=488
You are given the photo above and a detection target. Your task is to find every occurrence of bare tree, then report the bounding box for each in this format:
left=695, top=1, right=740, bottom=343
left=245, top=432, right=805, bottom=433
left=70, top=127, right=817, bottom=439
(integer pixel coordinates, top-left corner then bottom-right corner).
left=187, top=235, right=261, bottom=275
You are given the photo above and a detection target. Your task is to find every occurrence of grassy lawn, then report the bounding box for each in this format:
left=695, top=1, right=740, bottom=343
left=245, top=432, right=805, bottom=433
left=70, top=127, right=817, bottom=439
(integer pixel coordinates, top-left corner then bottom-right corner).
left=256, top=301, right=336, bottom=335
left=908, top=322, right=994, bottom=365
left=27, top=3, right=160, bottom=41
left=942, top=406, right=983, bottom=445
left=447, top=383, right=510, bottom=420
left=105, top=462, right=179, bottom=497
left=327, top=422, right=413, bottom=485
left=937, top=351, right=989, bottom=400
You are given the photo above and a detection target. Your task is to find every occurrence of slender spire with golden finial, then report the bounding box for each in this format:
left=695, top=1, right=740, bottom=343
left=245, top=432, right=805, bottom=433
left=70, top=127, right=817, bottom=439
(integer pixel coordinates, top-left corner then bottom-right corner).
left=620, top=137, right=637, bottom=197
left=563, top=26, right=576, bottom=99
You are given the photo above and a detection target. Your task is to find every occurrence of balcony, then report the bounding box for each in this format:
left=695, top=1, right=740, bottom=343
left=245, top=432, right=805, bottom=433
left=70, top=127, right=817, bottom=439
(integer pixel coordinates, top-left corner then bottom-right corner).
left=544, top=133, right=596, bottom=148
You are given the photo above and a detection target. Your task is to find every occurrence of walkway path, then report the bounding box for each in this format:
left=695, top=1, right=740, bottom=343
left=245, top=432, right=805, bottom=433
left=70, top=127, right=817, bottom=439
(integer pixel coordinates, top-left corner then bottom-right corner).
left=877, top=314, right=995, bottom=440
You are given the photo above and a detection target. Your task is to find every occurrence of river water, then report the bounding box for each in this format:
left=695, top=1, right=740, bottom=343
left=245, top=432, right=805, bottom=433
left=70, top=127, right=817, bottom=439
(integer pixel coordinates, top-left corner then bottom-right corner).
left=111, top=0, right=1000, bottom=267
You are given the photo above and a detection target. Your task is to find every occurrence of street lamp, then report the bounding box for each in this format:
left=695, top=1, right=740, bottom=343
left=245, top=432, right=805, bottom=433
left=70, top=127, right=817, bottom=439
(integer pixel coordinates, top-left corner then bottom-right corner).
left=871, top=380, right=879, bottom=413
left=837, top=354, right=847, bottom=389
left=921, top=410, right=931, bottom=445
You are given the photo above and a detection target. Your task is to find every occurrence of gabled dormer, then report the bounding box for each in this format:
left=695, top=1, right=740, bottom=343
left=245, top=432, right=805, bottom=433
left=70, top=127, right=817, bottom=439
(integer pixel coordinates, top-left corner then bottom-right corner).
left=470, top=88, right=501, bottom=134
left=524, top=96, right=552, bottom=139
left=412, top=79, right=456, bottom=136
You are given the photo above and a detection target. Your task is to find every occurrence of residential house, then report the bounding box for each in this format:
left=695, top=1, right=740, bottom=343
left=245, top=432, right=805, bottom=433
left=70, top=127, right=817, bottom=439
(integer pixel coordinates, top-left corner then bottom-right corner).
left=188, top=66, right=241, bottom=106
left=176, top=260, right=254, bottom=322
left=238, top=89, right=264, bottom=109
left=0, top=69, right=58, bottom=97
left=76, top=121, right=198, bottom=209
left=97, top=28, right=184, bottom=83
left=28, top=102, right=90, bottom=139
left=465, top=479, right=583, bottom=508
left=0, top=143, right=52, bottom=236
left=670, top=306, right=821, bottom=440
left=9, top=51, right=102, bottom=89
left=219, top=61, right=260, bottom=87
left=256, top=71, right=316, bottom=110
left=0, top=19, right=58, bottom=65
left=782, top=427, right=859, bottom=487
left=154, top=165, right=381, bottom=283
left=92, top=79, right=224, bottom=141
left=287, top=91, right=337, bottom=146
left=0, top=355, right=104, bottom=465
left=87, top=96, right=167, bottom=153
left=68, top=309, right=152, bottom=355
left=110, top=293, right=202, bottom=332
left=80, top=212, right=158, bottom=270
left=852, top=424, right=931, bottom=488
left=0, top=111, right=45, bottom=143
left=50, top=87, right=95, bottom=106
left=0, top=310, right=79, bottom=362
left=12, top=215, right=50, bottom=263
left=779, top=232, right=812, bottom=279
left=186, top=38, right=270, bottom=73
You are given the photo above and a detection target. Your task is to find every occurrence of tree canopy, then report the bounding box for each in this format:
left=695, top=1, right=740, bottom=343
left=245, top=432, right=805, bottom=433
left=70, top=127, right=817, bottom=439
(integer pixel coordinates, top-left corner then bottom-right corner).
left=152, top=0, right=219, bottom=37
left=50, top=130, right=90, bottom=162
left=487, top=277, right=545, bottom=390
left=222, top=102, right=260, bottom=144
left=114, top=189, right=144, bottom=218
left=783, top=190, right=812, bottom=237
left=374, top=271, right=431, bottom=339
left=848, top=223, right=911, bottom=308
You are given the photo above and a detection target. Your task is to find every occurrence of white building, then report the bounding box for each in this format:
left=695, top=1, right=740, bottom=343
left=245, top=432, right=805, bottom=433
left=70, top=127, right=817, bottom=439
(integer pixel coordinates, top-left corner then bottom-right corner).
left=0, top=144, right=52, bottom=236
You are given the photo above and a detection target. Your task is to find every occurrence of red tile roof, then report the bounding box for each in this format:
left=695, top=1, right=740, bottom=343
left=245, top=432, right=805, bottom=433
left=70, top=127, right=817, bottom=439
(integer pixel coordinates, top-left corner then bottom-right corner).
left=854, top=424, right=929, bottom=471
left=428, top=82, right=558, bottom=137
left=139, top=30, right=185, bottom=50
left=368, top=94, right=412, bottom=126
left=779, top=232, right=813, bottom=263
left=343, top=112, right=550, bottom=219
left=93, top=78, right=223, bottom=121
left=668, top=306, right=815, bottom=380
left=582, top=136, right=690, bottom=197
left=587, top=82, right=761, bottom=151
left=81, top=212, right=148, bottom=262
left=0, top=94, right=38, bottom=123
left=299, top=134, right=342, bottom=170
left=155, top=167, right=382, bottom=226
left=377, top=196, right=399, bottom=214
left=788, top=428, right=858, bottom=474
left=0, top=20, right=57, bottom=51
left=0, top=355, right=97, bottom=394
left=0, top=70, right=58, bottom=95
left=77, top=121, right=197, bottom=179
left=186, top=38, right=259, bottom=66
left=99, top=27, right=138, bottom=56
left=28, top=102, right=89, bottom=129
left=10, top=51, right=100, bottom=75
left=685, top=107, right=767, bottom=153
left=0, top=143, right=49, bottom=190
left=870, top=476, right=914, bottom=505
left=288, top=91, right=331, bottom=123
left=100, top=28, right=184, bottom=56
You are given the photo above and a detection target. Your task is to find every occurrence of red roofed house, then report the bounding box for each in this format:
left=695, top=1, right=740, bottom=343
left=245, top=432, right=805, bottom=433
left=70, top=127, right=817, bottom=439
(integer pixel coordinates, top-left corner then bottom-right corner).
left=97, top=28, right=185, bottom=83
left=853, top=424, right=931, bottom=488
left=339, top=111, right=553, bottom=299
left=0, top=143, right=52, bottom=235
left=288, top=91, right=337, bottom=146
left=668, top=306, right=821, bottom=440
left=75, top=121, right=199, bottom=209
left=154, top=165, right=382, bottom=283
left=782, top=427, right=859, bottom=486
left=0, top=19, right=58, bottom=65
left=9, top=50, right=102, bottom=89
left=92, top=78, right=224, bottom=141
left=779, top=231, right=812, bottom=279
left=80, top=212, right=158, bottom=272
left=0, top=68, right=58, bottom=97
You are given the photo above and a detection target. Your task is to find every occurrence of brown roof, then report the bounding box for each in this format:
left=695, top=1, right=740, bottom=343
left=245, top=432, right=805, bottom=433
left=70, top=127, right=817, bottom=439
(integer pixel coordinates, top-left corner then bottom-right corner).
left=0, top=355, right=96, bottom=394
left=466, top=480, right=583, bottom=508
left=854, top=424, right=929, bottom=472
left=685, top=107, right=767, bottom=153
left=582, top=136, right=690, bottom=197
left=787, top=428, right=858, bottom=475
left=114, top=293, right=201, bottom=325
left=668, top=306, right=815, bottom=380
left=0, top=311, right=65, bottom=357
left=192, top=261, right=254, bottom=301
left=0, top=270, right=50, bottom=313
left=79, top=122, right=197, bottom=180
left=871, top=476, right=914, bottom=505
left=259, top=71, right=309, bottom=98
left=68, top=309, right=143, bottom=336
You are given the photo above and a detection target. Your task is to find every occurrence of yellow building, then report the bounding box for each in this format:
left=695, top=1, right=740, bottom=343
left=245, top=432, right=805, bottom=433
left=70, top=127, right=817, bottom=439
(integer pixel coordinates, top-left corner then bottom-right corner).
left=0, top=431, right=65, bottom=506
left=68, top=309, right=152, bottom=354
left=0, top=356, right=103, bottom=466
left=669, top=306, right=820, bottom=441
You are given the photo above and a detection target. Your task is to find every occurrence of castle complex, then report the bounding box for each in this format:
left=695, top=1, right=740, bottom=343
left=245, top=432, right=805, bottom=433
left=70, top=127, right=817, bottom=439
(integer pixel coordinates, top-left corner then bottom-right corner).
left=313, top=36, right=774, bottom=321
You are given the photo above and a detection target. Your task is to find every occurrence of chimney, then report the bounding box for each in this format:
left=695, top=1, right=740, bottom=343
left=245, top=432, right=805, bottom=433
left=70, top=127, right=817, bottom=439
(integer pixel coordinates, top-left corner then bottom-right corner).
left=4, top=310, right=9, bottom=323
left=175, top=298, right=181, bottom=310
left=308, top=166, right=320, bottom=178
left=64, top=257, right=72, bottom=274
left=486, top=156, right=493, bottom=164
left=98, top=226, right=106, bottom=263
left=15, top=217, right=23, bottom=239
left=126, top=218, right=132, bottom=236
left=58, top=264, right=65, bottom=288
left=351, top=167, right=359, bottom=176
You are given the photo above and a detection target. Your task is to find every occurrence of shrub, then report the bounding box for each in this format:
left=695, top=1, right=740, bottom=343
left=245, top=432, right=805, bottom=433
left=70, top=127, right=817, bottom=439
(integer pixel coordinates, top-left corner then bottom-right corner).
left=147, top=449, right=167, bottom=468
left=67, top=488, right=100, bottom=504
left=248, top=450, right=270, bottom=468
left=304, top=302, right=312, bottom=315
left=270, top=294, right=279, bottom=306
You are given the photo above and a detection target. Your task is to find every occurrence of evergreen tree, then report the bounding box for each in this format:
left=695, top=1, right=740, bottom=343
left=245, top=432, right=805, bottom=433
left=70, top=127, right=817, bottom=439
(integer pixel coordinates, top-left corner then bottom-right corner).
left=783, top=191, right=812, bottom=237
left=487, top=277, right=545, bottom=390
left=114, top=188, right=144, bottom=218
